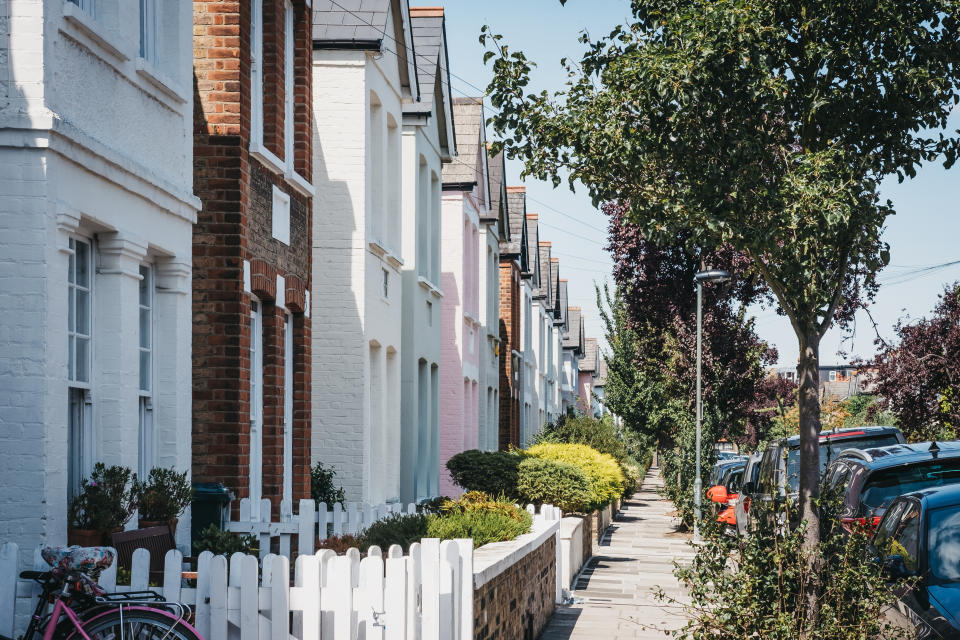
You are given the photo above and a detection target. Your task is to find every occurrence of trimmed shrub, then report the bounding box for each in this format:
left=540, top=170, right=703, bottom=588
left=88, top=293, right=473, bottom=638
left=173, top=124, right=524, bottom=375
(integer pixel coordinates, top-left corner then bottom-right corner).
left=359, top=513, right=429, bottom=552
left=445, top=450, right=523, bottom=498
left=516, top=457, right=593, bottom=513
left=526, top=443, right=625, bottom=509
left=426, top=492, right=533, bottom=548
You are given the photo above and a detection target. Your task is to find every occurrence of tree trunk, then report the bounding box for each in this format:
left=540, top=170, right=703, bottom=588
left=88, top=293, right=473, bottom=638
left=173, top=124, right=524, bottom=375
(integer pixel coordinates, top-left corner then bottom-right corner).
left=797, top=330, right=822, bottom=631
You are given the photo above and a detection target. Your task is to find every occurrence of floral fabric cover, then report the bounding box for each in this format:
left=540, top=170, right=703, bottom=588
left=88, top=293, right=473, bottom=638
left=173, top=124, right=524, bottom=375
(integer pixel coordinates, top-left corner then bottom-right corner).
left=41, top=546, right=115, bottom=574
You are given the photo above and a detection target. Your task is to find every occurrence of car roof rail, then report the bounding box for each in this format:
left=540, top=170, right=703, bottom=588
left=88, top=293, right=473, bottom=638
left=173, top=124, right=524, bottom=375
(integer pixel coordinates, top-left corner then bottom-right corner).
left=837, top=448, right=873, bottom=463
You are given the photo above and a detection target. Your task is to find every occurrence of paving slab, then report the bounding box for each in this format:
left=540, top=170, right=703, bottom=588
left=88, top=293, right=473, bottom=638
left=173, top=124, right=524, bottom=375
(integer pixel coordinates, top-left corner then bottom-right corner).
left=539, top=467, right=693, bottom=639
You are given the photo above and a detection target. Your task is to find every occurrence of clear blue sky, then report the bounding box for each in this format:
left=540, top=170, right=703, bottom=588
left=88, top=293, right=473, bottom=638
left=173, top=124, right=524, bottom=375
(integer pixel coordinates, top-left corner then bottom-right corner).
left=441, top=0, right=960, bottom=366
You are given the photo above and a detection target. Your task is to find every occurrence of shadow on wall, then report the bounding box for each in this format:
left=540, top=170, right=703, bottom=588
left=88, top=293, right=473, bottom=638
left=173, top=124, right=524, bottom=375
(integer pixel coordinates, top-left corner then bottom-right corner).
left=307, top=116, right=365, bottom=503
left=438, top=270, right=464, bottom=496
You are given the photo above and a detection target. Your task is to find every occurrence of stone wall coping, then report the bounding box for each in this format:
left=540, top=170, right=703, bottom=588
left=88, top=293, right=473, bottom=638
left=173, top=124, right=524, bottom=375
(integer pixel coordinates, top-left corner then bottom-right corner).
left=559, top=516, right=584, bottom=540
left=472, top=518, right=561, bottom=589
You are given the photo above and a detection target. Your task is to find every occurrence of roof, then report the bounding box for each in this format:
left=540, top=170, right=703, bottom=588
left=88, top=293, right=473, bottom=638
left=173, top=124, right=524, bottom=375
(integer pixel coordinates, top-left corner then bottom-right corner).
left=501, top=187, right=526, bottom=258
left=550, top=260, right=562, bottom=321
left=485, top=147, right=508, bottom=232
left=782, top=426, right=904, bottom=448
left=312, top=0, right=418, bottom=97
left=595, top=357, right=609, bottom=386
left=835, top=441, right=960, bottom=470
left=524, top=215, right=540, bottom=282
left=563, top=306, right=583, bottom=352
left=536, top=242, right=551, bottom=302
left=443, top=98, right=489, bottom=204
left=406, top=8, right=455, bottom=157
left=580, top=338, right=598, bottom=372
left=557, top=280, right=569, bottom=329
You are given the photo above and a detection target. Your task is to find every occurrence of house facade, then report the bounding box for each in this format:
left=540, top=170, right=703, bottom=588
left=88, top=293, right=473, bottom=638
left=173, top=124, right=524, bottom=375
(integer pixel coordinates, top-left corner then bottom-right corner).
left=521, top=214, right=542, bottom=444
left=398, top=7, right=455, bottom=504
left=499, top=185, right=529, bottom=449
left=0, top=0, right=199, bottom=551
left=578, top=337, right=599, bottom=415
left=310, top=0, right=419, bottom=504
left=192, top=0, right=314, bottom=521
left=438, top=97, right=491, bottom=494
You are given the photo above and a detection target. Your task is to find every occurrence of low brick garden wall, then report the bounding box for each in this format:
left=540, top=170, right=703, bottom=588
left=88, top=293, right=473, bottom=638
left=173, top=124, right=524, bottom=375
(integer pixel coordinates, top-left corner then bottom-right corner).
left=472, top=520, right=559, bottom=640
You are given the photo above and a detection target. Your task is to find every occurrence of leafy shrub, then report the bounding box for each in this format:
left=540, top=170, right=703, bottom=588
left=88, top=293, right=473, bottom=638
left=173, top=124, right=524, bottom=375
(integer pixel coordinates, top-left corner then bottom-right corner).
left=359, top=513, right=429, bottom=552
left=193, top=524, right=258, bottom=556
left=131, top=467, right=193, bottom=521
left=445, top=450, right=523, bottom=498
left=535, top=414, right=644, bottom=463
left=69, top=463, right=135, bottom=530
left=426, top=492, right=532, bottom=548
left=311, top=462, right=346, bottom=506
left=619, top=461, right=642, bottom=498
left=316, top=534, right=364, bottom=555
left=526, top=443, right=625, bottom=509
left=417, top=496, right=451, bottom=514
left=516, top=457, right=593, bottom=513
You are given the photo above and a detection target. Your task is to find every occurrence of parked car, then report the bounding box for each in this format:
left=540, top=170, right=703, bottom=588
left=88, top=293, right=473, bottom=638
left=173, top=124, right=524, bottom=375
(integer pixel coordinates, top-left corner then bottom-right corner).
left=750, top=426, right=905, bottom=531
left=826, top=441, right=960, bottom=533
left=735, top=453, right=763, bottom=537
left=708, top=457, right=747, bottom=487
left=708, top=460, right=746, bottom=534
left=870, top=484, right=960, bottom=639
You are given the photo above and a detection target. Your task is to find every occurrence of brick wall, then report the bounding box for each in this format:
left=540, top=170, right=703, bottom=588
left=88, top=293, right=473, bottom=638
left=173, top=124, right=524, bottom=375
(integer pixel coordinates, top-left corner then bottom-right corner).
left=192, top=0, right=312, bottom=518
left=473, top=535, right=556, bottom=640
left=498, top=261, right=520, bottom=449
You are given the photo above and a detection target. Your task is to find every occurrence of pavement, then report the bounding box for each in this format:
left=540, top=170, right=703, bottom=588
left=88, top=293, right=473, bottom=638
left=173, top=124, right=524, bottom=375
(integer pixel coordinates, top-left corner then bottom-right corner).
left=539, top=466, right=695, bottom=639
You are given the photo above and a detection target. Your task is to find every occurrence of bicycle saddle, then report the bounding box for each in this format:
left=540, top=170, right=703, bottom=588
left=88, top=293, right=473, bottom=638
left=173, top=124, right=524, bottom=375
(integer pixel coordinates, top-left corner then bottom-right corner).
left=41, top=546, right=114, bottom=574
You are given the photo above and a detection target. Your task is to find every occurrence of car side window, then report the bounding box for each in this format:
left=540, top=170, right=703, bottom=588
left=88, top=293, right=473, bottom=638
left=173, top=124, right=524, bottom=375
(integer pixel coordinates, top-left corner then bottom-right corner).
left=758, top=449, right=775, bottom=494
left=892, top=502, right=921, bottom=574
left=874, top=500, right=907, bottom=558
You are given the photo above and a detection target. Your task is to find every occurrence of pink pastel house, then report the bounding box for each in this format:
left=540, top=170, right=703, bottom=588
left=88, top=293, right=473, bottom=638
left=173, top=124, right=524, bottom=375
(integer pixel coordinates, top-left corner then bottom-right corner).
left=438, top=97, right=491, bottom=495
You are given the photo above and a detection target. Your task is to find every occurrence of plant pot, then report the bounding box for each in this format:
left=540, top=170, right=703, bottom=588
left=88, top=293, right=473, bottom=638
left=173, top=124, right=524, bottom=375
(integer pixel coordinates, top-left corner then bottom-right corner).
left=138, top=517, right=178, bottom=538
left=68, top=528, right=107, bottom=547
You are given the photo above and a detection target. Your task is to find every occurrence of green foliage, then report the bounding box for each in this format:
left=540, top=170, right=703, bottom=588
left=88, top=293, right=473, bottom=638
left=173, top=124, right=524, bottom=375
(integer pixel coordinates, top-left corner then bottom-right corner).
left=445, top=450, right=524, bottom=499
left=359, top=513, right=430, bottom=552
left=516, top=457, right=593, bottom=513
left=193, top=524, right=258, bottom=556
left=68, top=463, right=135, bottom=530
left=661, top=496, right=905, bottom=639
left=417, top=496, right=451, bottom=515
left=535, top=413, right=642, bottom=463
left=426, top=492, right=533, bottom=548
left=311, top=462, right=345, bottom=506
left=131, top=467, right=193, bottom=521
left=526, top=443, right=625, bottom=509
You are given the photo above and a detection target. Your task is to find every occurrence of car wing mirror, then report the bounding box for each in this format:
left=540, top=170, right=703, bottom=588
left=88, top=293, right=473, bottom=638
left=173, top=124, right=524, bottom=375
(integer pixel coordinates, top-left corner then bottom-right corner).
left=707, top=485, right=728, bottom=503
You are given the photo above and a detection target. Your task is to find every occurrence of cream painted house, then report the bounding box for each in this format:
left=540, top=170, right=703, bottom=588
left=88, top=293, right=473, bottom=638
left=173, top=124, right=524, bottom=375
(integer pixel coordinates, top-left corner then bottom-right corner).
left=520, top=214, right=541, bottom=445
left=0, top=0, right=198, bottom=553
left=310, top=0, right=419, bottom=503
left=398, top=7, right=455, bottom=504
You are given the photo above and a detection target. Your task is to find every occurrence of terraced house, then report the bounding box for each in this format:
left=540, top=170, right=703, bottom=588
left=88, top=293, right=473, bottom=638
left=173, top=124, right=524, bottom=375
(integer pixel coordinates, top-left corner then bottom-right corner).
left=192, top=0, right=315, bottom=522
left=310, top=0, right=418, bottom=504
left=498, top=185, right=529, bottom=449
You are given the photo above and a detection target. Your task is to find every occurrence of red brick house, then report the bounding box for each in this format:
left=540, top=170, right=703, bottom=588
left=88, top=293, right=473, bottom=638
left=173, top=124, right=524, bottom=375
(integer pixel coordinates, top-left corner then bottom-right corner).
left=499, top=183, right=529, bottom=449
left=192, top=0, right=314, bottom=520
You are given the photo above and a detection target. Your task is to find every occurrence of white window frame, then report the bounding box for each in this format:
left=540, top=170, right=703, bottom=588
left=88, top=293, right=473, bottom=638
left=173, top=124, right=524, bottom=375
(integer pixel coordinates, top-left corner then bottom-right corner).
left=139, top=0, right=157, bottom=63
left=68, top=235, right=94, bottom=498
left=250, top=300, right=264, bottom=517
left=138, top=264, right=155, bottom=478
left=829, top=370, right=837, bottom=382
left=68, top=0, right=95, bottom=17
left=272, top=185, right=291, bottom=245
left=381, top=267, right=389, bottom=299
left=283, top=0, right=294, bottom=164
left=250, top=0, right=264, bottom=148
left=282, top=312, right=294, bottom=505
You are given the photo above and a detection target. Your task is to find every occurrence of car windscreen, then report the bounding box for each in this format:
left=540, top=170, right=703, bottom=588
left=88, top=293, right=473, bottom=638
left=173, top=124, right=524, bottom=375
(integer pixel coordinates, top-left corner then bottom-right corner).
left=927, top=507, right=960, bottom=584
left=785, top=434, right=901, bottom=493
left=861, top=460, right=960, bottom=512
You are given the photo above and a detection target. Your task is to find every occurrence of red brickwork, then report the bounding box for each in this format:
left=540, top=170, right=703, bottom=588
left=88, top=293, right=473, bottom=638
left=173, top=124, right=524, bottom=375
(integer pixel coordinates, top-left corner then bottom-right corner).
left=498, top=261, right=521, bottom=449
left=192, top=0, right=312, bottom=519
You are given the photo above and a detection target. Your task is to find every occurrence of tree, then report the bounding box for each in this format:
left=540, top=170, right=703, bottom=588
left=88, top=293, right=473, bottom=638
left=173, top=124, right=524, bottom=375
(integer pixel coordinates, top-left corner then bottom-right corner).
left=483, top=1, right=960, bottom=621
left=860, top=283, right=960, bottom=441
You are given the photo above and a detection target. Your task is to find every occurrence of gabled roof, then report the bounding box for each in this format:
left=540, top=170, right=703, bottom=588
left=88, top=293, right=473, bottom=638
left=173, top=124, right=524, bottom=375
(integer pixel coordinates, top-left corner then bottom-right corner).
left=557, top=280, right=569, bottom=329
left=443, top=99, right=489, bottom=206
left=536, top=242, right=552, bottom=302
left=550, top=259, right=562, bottom=322
left=313, top=0, right=419, bottom=99
left=595, top=357, right=609, bottom=387
left=524, top=214, right=540, bottom=284
left=485, top=147, right=508, bottom=234
left=406, top=7, right=455, bottom=159
left=563, top=306, right=584, bottom=355
left=580, top=338, right=598, bottom=373
left=501, top=186, right=526, bottom=260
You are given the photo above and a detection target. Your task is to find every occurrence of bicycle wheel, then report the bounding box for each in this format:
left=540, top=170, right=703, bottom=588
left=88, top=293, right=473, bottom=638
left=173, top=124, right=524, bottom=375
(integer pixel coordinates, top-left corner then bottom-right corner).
left=68, top=607, right=203, bottom=640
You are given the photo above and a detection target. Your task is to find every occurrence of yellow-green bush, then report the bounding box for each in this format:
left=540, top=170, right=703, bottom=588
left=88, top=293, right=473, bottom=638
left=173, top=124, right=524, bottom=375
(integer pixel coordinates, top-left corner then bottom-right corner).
left=426, top=491, right=532, bottom=548
left=526, top=443, right=625, bottom=509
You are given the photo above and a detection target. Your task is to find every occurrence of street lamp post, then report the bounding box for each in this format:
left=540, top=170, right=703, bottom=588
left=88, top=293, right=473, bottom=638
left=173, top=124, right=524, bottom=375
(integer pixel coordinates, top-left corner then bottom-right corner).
left=693, top=268, right=731, bottom=544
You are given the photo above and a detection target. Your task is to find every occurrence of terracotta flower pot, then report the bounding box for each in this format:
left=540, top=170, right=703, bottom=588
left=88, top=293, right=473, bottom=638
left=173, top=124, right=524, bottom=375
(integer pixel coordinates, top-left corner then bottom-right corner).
left=68, top=528, right=106, bottom=547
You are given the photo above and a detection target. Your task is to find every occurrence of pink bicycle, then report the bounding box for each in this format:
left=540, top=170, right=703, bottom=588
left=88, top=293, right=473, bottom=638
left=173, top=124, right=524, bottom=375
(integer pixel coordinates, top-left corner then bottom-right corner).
left=1, top=547, right=203, bottom=640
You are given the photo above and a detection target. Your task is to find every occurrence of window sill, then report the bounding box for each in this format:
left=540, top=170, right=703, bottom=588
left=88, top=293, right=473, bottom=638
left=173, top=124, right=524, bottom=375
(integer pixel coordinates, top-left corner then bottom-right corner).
left=463, top=312, right=481, bottom=327
left=135, top=58, right=188, bottom=105
left=286, top=168, right=315, bottom=198
left=250, top=141, right=286, bottom=175
left=61, top=3, right=130, bottom=63
left=417, top=276, right=443, bottom=299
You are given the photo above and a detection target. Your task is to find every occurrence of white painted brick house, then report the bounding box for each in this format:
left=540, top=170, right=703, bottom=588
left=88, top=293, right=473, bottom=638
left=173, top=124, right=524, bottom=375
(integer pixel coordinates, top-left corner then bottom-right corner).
left=0, top=0, right=198, bottom=552
left=310, top=0, right=418, bottom=503
left=398, top=7, right=455, bottom=504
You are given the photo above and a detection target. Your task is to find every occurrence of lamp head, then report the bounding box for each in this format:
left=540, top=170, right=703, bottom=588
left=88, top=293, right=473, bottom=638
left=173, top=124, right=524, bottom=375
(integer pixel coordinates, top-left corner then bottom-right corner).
left=695, top=269, right=732, bottom=284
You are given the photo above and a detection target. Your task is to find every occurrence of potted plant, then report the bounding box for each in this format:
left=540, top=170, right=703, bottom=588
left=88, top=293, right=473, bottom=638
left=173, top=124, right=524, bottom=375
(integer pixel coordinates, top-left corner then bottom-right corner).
left=131, top=467, right=193, bottom=537
left=68, top=463, right=135, bottom=546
